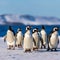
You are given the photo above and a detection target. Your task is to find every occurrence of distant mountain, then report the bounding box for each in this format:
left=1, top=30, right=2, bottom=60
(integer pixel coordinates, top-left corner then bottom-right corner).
left=0, top=14, right=60, bottom=25
left=20, top=15, right=35, bottom=21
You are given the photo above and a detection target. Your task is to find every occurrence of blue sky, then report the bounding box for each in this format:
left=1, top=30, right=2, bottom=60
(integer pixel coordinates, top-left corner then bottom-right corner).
left=0, top=0, right=60, bottom=18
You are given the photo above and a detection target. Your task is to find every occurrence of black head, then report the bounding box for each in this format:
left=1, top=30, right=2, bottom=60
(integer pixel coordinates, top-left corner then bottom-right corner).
left=36, top=28, right=39, bottom=32
left=8, top=26, right=15, bottom=35
left=53, top=27, right=59, bottom=32
left=41, top=25, right=45, bottom=30
left=33, top=28, right=38, bottom=33
left=17, top=28, right=22, bottom=32
left=26, top=25, right=31, bottom=31
left=8, top=26, right=12, bottom=31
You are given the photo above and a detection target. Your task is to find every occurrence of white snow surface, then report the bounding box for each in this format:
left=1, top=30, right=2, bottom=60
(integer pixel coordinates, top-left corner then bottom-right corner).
left=0, top=36, right=60, bottom=60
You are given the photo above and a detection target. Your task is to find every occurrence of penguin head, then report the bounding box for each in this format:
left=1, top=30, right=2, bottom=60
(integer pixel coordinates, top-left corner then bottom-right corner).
left=26, top=25, right=31, bottom=31
left=49, top=27, right=59, bottom=34
left=41, top=25, right=45, bottom=30
left=53, top=27, right=59, bottom=32
left=8, top=26, right=12, bottom=31
left=17, top=28, right=22, bottom=32
left=8, top=26, right=15, bottom=35
left=33, top=28, right=38, bottom=33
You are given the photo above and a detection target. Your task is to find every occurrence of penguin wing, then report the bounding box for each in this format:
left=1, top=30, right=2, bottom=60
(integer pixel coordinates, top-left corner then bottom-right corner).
left=4, top=35, right=7, bottom=42
left=58, top=39, right=59, bottom=44
left=40, top=36, right=43, bottom=41
left=40, top=36, right=43, bottom=45
left=15, top=32, right=18, bottom=41
left=33, top=38, right=36, bottom=46
left=48, top=33, right=51, bottom=43
left=12, top=30, right=15, bottom=36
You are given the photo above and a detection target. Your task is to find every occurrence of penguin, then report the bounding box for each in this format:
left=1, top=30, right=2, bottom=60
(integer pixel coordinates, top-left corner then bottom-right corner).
left=32, top=28, right=40, bottom=50
left=4, top=26, right=15, bottom=50
left=23, top=25, right=33, bottom=52
left=40, top=25, right=47, bottom=49
left=47, top=27, right=59, bottom=51
left=15, top=28, right=23, bottom=48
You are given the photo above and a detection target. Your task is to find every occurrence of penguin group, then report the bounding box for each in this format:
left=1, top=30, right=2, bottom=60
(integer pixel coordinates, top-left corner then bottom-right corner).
left=4, top=25, right=60, bottom=52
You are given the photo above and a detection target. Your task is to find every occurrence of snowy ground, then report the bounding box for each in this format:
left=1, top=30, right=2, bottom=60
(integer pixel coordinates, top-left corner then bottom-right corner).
left=0, top=37, right=60, bottom=60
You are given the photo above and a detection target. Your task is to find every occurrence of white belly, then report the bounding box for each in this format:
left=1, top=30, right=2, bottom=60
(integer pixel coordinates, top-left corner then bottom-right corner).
left=41, top=30, right=47, bottom=45
left=49, top=35, right=58, bottom=48
left=32, top=33, right=40, bottom=48
left=7, top=40, right=15, bottom=46
left=16, top=36, right=23, bottom=45
left=23, top=35, right=33, bottom=51
left=42, top=35, right=47, bottom=45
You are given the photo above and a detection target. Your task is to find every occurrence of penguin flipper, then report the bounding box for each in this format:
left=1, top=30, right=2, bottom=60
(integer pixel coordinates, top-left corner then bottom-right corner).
left=48, top=34, right=51, bottom=43
left=47, top=34, right=51, bottom=50
left=12, top=30, right=15, bottom=36
left=58, top=39, right=59, bottom=44
left=4, top=35, right=7, bottom=42
left=40, top=37, right=43, bottom=46
left=33, top=38, right=36, bottom=46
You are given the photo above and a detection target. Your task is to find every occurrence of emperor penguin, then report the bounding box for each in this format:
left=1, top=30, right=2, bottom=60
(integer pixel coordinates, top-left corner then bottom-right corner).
left=47, top=27, right=59, bottom=51
left=4, top=26, right=15, bottom=50
left=32, top=28, right=40, bottom=50
left=40, top=25, right=47, bottom=49
left=15, top=28, right=23, bottom=48
left=23, top=26, right=33, bottom=52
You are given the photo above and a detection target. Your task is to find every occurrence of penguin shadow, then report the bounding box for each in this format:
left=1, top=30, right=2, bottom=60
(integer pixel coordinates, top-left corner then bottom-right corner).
left=37, top=48, right=60, bottom=53
left=37, top=49, right=47, bottom=52
left=15, top=46, right=23, bottom=50
left=56, top=48, right=60, bottom=52
left=16, top=47, right=23, bottom=50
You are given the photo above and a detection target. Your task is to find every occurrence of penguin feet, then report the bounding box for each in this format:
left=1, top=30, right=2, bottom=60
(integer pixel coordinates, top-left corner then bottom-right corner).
left=51, top=49, right=53, bottom=51
left=47, top=46, right=50, bottom=51
left=12, top=47, right=15, bottom=50
left=8, top=45, right=15, bottom=50
left=41, top=45, right=46, bottom=49
left=18, top=44, right=22, bottom=48
left=51, top=49, right=57, bottom=51
left=47, top=48, right=57, bottom=51
left=15, top=44, right=22, bottom=48
left=40, top=46, right=42, bottom=49
left=43, top=45, right=46, bottom=49
left=33, top=47, right=38, bottom=51
left=15, top=45, right=17, bottom=47
left=7, top=47, right=11, bottom=50
left=47, top=49, right=53, bottom=51
left=7, top=45, right=12, bottom=50
left=11, top=45, right=15, bottom=50
left=24, top=49, right=31, bottom=53
left=54, top=48, right=57, bottom=51
left=47, top=48, right=50, bottom=51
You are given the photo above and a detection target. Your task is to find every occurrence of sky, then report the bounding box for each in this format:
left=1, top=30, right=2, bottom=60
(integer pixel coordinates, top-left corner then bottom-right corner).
left=0, top=0, right=60, bottom=18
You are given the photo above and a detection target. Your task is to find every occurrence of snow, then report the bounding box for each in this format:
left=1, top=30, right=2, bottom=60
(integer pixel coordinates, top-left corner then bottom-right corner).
left=0, top=36, right=60, bottom=60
